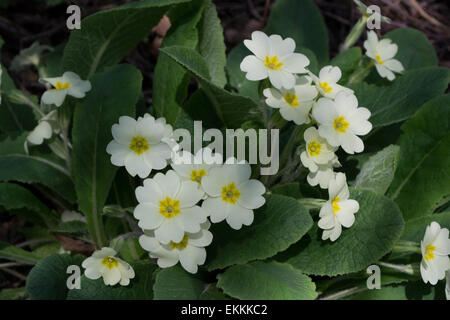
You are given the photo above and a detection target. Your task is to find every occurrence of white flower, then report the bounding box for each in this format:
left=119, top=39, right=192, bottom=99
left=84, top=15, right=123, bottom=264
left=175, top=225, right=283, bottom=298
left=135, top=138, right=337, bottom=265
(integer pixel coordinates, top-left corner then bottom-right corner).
left=420, top=222, right=450, bottom=285
left=134, top=170, right=208, bottom=244
left=171, top=148, right=221, bottom=196
left=312, top=91, right=372, bottom=154
left=300, top=127, right=340, bottom=189
left=306, top=160, right=340, bottom=189
left=106, top=115, right=172, bottom=178
left=27, top=121, right=52, bottom=145
left=300, top=127, right=337, bottom=171
left=363, top=31, right=404, bottom=81
left=240, top=31, right=310, bottom=89
left=263, top=78, right=318, bottom=125
left=310, top=65, right=353, bottom=99
left=81, top=247, right=135, bottom=286
left=318, top=173, right=359, bottom=242
left=61, top=210, right=86, bottom=223
left=201, top=159, right=266, bottom=230
left=139, top=221, right=212, bottom=274
left=40, top=71, right=91, bottom=107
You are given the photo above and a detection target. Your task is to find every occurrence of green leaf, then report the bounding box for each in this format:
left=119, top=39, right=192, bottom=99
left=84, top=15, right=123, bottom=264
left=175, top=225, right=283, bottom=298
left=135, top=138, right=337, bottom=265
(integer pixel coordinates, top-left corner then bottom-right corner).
left=271, top=183, right=302, bottom=199
left=160, top=46, right=263, bottom=128
left=67, top=261, right=158, bottom=300
left=0, top=154, right=75, bottom=203
left=330, top=47, right=362, bottom=83
left=61, top=0, right=188, bottom=79
left=0, top=132, right=27, bottom=155
left=0, top=240, right=40, bottom=264
left=401, top=212, right=450, bottom=243
left=26, top=254, right=84, bottom=300
left=153, top=265, right=205, bottom=300
left=347, top=280, right=446, bottom=300
left=199, top=285, right=230, bottom=300
left=350, top=67, right=450, bottom=128
left=383, top=28, right=438, bottom=70
left=52, top=221, right=88, bottom=234
left=0, top=182, right=57, bottom=226
left=217, top=261, right=317, bottom=300
left=152, top=0, right=205, bottom=126
left=353, top=145, right=400, bottom=195
left=0, top=287, right=27, bottom=300
left=72, top=64, right=142, bottom=247
left=206, top=194, right=313, bottom=271
left=265, top=0, right=328, bottom=65
left=198, top=0, right=227, bottom=87
left=287, top=189, right=404, bottom=276
left=388, top=94, right=450, bottom=220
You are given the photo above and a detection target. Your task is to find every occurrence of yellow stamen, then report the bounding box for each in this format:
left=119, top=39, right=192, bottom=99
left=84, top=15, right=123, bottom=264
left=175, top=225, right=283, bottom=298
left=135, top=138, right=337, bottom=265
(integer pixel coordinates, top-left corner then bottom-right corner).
left=318, top=81, right=332, bottom=93
left=159, top=197, right=181, bottom=219
left=333, top=116, right=349, bottom=133
left=55, top=81, right=70, bottom=90
left=170, top=233, right=189, bottom=250
left=332, top=197, right=340, bottom=216
left=190, top=169, right=206, bottom=184
left=375, top=54, right=384, bottom=65
left=221, top=182, right=241, bottom=204
left=129, top=136, right=149, bottom=155
left=284, top=92, right=299, bottom=107
left=308, top=141, right=322, bottom=156
left=102, top=257, right=118, bottom=269
left=424, top=244, right=436, bottom=262
left=265, top=56, right=283, bottom=70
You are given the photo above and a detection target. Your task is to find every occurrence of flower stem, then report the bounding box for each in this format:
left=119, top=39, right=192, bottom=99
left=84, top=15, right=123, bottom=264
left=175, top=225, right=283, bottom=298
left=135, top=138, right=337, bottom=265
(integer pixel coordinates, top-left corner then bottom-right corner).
left=347, top=59, right=375, bottom=85
left=341, top=15, right=368, bottom=52
left=392, top=240, right=422, bottom=254
left=298, top=198, right=326, bottom=209
left=377, top=261, right=419, bottom=275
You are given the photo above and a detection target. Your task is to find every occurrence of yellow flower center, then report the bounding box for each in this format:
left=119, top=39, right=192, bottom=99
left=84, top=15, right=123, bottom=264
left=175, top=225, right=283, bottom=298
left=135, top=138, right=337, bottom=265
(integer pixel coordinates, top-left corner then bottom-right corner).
left=375, top=54, right=384, bottom=65
left=265, top=56, right=283, bottom=70
left=170, top=233, right=189, bottom=250
left=333, top=116, right=349, bottom=133
left=221, top=182, right=241, bottom=204
left=159, top=196, right=181, bottom=219
left=332, top=197, right=340, bottom=216
left=55, top=81, right=70, bottom=90
left=424, top=244, right=436, bottom=262
left=308, top=141, right=322, bottom=156
left=318, top=81, right=332, bottom=93
left=284, top=92, right=299, bottom=107
left=129, top=136, right=149, bottom=155
left=102, top=257, right=118, bottom=269
left=190, top=169, right=206, bottom=184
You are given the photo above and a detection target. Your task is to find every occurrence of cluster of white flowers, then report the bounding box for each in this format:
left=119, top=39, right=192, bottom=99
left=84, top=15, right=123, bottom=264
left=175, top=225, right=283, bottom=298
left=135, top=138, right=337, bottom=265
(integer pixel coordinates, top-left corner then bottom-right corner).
left=241, top=31, right=377, bottom=241
left=104, top=116, right=266, bottom=276
left=420, top=222, right=450, bottom=293
left=26, top=71, right=92, bottom=146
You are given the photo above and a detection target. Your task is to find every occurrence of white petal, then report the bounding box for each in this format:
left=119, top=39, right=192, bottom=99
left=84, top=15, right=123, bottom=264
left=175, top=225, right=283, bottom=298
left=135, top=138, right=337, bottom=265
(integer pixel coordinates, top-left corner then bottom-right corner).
left=179, top=206, right=207, bottom=233
left=41, top=89, right=67, bottom=107
left=124, top=152, right=151, bottom=178
left=177, top=181, right=204, bottom=208
left=240, top=55, right=268, bottom=81
left=225, top=205, right=254, bottom=230
left=237, top=179, right=266, bottom=209
left=134, top=203, right=164, bottom=230
left=281, top=53, right=309, bottom=74
left=106, top=141, right=129, bottom=166
left=243, top=31, right=270, bottom=59
left=153, top=170, right=181, bottom=199
left=154, top=219, right=184, bottom=244
left=384, top=59, right=404, bottom=73
left=202, top=197, right=230, bottom=223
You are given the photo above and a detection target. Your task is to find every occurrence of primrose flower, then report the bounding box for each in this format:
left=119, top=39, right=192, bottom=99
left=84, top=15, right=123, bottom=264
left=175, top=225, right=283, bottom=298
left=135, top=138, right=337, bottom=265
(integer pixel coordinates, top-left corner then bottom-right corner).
left=139, top=221, right=213, bottom=274
left=306, top=160, right=340, bottom=189
left=300, top=127, right=337, bottom=171
left=171, top=148, right=221, bottom=196
left=318, top=173, right=359, bottom=242
left=201, top=158, right=266, bottom=230
left=106, top=115, right=172, bottom=178
left=40, top=71, right=91, bottom=107
left=240, top=31, right=310, bottom=89
left=363, top=31, right=404, bottom=81
left=263, top=77, right=318, bottom=125
left=313, top=91, right=372, bottom=154
left=420, top=222, right=450, bottom=285
left=81, top=247, right=135, bottom=286
left=134, top=170, right=208, bottom=244
left=27, top=120, right=52, bottom=145
left=310, top=65, right=353, bottom=99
